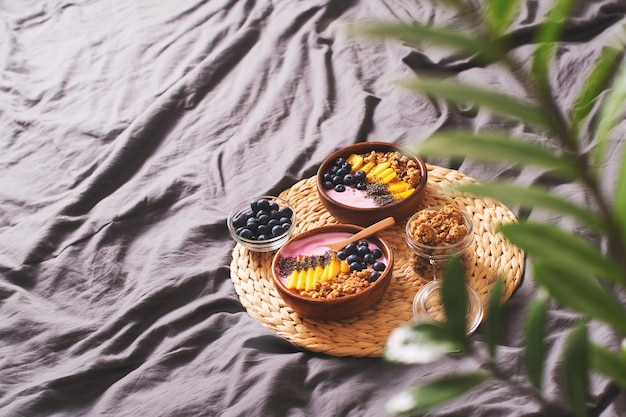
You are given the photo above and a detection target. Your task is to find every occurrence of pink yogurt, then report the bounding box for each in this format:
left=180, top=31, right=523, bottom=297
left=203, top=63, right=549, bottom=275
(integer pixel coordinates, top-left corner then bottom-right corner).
left=276, top=232, right=388, bottom=283
left=324, top=187, right=379, bottom=208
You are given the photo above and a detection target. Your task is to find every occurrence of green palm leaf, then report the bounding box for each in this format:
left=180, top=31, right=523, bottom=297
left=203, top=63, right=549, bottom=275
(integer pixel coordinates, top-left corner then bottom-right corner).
left=484, top=0, right=521, bottom=35
left=532, top=261, right=626, bottom=335
left=594, top=58, right=626, bottom=178
left=500, top=222, right=623, bottom=285
left=615, top=141, right=626, bottom=247
left=455, top=182, right=606, bottom=232
left=401, top=78, right=552, bottom=131
left=532, top=0, right=577, bottom=86
left=442, top=256, right=469, bottom=349
left=386, top=373, right=491, bottom=416
left=590, top=343, right=626, bottom=388
left=562, top=322, right=589, bottom=417
left=350, top=23, right=500, bottom=63
left=571, top=45, right=624, bottom=135
left=416, top=130, right=580, bottom=179
left=484, top=278, right=504, bottom=360
left=524, top=289, right=549, bottom=390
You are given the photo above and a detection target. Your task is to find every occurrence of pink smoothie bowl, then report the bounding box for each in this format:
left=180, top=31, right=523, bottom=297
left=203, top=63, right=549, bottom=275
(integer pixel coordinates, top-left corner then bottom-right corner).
left=271, top=223, right=394, bottom=320
left=316, top=142, right=428, bottom=227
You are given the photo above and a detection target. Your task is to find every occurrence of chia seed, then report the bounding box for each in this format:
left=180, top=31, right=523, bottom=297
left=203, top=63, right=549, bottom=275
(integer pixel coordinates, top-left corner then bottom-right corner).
left=276, top=252, right=333, bottom=277
left=366, top=183, right=397, bottom=206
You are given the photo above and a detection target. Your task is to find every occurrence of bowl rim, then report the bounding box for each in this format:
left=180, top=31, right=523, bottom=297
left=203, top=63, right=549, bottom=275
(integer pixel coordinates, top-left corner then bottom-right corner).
left=405, top=205, right=474, bottom=255
left=315, top=142, right=428, bottom=212
left=227, top=195, right=296, bottom=246
left=271, top=223, right=394, bottom=305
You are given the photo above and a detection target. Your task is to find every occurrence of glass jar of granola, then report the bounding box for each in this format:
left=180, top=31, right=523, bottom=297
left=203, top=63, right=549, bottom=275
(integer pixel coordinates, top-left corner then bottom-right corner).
left=405, top=204, right=475, bottom=281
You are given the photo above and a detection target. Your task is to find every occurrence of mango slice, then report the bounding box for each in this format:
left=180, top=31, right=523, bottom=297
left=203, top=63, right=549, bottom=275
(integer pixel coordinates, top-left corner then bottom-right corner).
left=296, top=268, right=307, bottom=290
left=346, top=154, right=364, bottom=171
left=387, top=180, right=411, bottom=193
left=369, top=161, right=391, bottom=177
left=304, top=267, right=316, bottom=291
left=286, top=270, right=299, bottom=290
left=359, top=161, right=375, bottom=174
left=393, top=188, right=415, bottom=200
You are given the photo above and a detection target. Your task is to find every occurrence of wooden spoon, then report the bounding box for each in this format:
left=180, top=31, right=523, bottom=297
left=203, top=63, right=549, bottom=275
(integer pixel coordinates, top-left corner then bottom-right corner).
left=324, top=216, right=396, bottom=252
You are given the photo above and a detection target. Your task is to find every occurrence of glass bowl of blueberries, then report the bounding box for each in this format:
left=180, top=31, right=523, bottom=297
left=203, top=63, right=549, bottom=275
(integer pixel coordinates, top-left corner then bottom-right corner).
left=227, top=196, right=296, bottom=252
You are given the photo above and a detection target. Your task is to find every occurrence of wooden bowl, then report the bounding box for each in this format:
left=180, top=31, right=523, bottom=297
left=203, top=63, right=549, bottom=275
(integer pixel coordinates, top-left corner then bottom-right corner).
left=316, top=142, right=428, bottom=227
left=271, top=223, right=394, bottom=320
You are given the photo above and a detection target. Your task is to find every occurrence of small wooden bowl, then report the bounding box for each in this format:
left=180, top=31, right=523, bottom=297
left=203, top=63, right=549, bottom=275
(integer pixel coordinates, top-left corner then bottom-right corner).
left=271, top=224, right=394, bottom=320
left=316, top=142, right=428, bottom=227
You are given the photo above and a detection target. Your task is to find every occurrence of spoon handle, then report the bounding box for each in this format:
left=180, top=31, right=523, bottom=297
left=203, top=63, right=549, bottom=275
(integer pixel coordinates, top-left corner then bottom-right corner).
left=325, top=216, right=395, bottom=251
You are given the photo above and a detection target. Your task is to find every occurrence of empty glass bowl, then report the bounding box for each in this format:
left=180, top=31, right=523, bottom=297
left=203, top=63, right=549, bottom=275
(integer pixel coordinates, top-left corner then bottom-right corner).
left=412, top=280, right=483, bottom=335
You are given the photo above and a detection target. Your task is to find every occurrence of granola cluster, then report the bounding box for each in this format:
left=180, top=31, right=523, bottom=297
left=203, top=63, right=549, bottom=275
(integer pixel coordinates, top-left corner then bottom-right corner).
left=408, top=204, right=469, bottom=246
left=361, top=150, right=422, bottom=187
left=300, top=269, right=371, bottom=299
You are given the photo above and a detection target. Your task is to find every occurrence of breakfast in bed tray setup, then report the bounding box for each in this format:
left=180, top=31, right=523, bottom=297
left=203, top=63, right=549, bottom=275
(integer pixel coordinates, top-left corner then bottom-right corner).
left=229, top=142, right=524, bottom=357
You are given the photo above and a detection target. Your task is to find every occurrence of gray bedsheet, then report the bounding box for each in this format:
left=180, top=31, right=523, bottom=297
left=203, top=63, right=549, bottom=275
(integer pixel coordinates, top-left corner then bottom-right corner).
left=1, top=1, right=625, bottom=416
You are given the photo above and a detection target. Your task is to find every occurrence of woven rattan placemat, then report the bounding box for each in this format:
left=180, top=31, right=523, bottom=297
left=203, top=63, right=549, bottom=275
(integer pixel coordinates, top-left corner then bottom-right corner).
left=229, top=164, right=525, bottom=357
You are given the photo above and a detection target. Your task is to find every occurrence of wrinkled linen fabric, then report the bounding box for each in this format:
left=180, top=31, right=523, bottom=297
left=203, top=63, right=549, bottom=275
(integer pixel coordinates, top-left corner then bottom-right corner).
left=1, top=1, right=625, bottom=416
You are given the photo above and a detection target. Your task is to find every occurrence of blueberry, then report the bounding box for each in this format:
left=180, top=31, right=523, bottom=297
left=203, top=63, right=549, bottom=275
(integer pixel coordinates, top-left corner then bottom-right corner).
left=279, top=216, right=291, bottom=225
left=268, top=219, right=279, bottom=229
left=344, top=243, right=358, bottom=255
left=279, top=207, right=293, bottom=218
left=323, top=180, right=334, bottom=190
left=329, top=166, right=338, bottom=175
left=372, top=262, right=386, bottom=272
left=357, top=240, right=369, bottom=247
left=363, top=253, right=376, bottom=264
left=357, top=245, right=370, bottom=257
left=336, top=250, right=347, bottom=260
left=238, top=228, right=254, bottom=240
left=346, top=254, right=361, bottom=265
left=335, top=157, right=346, bottom=166
left=233, top=213, right=247, bottom=229
left=371, top=249, right=383, bottom=259
left=246, top=217, right=259, bottom=232
left=332, top=175, right=343, bottom=185
left=323, top=173, right=333, bottom=182
left=257, top=199, right=270, bottom=212
left=349, top=262, right=363, bottom=272
left=336, top=168, right=349, bottom=177
left=270, top=210, right=281, bottom=220
left=341, top=162, right=352, bottom=171
left=257, top=214, right=270, bottom=225
left=356, top=182, right=367, bottom=190
left=257, top=224, right=270, bottom=236
left=250, top=200, right=259, bottom=212
left=269, top=202, right=279, bottom=212
left=257, top=234, right=269, bottom=241
left=343, top=174, right=355, bottom=185
left=369, top=271, right=381, bottom=282
left=354, top=170, right=366, bottom=181
left=334, top=184, right=346, bottom=192
left=271, top=225, right=284, bottom=237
